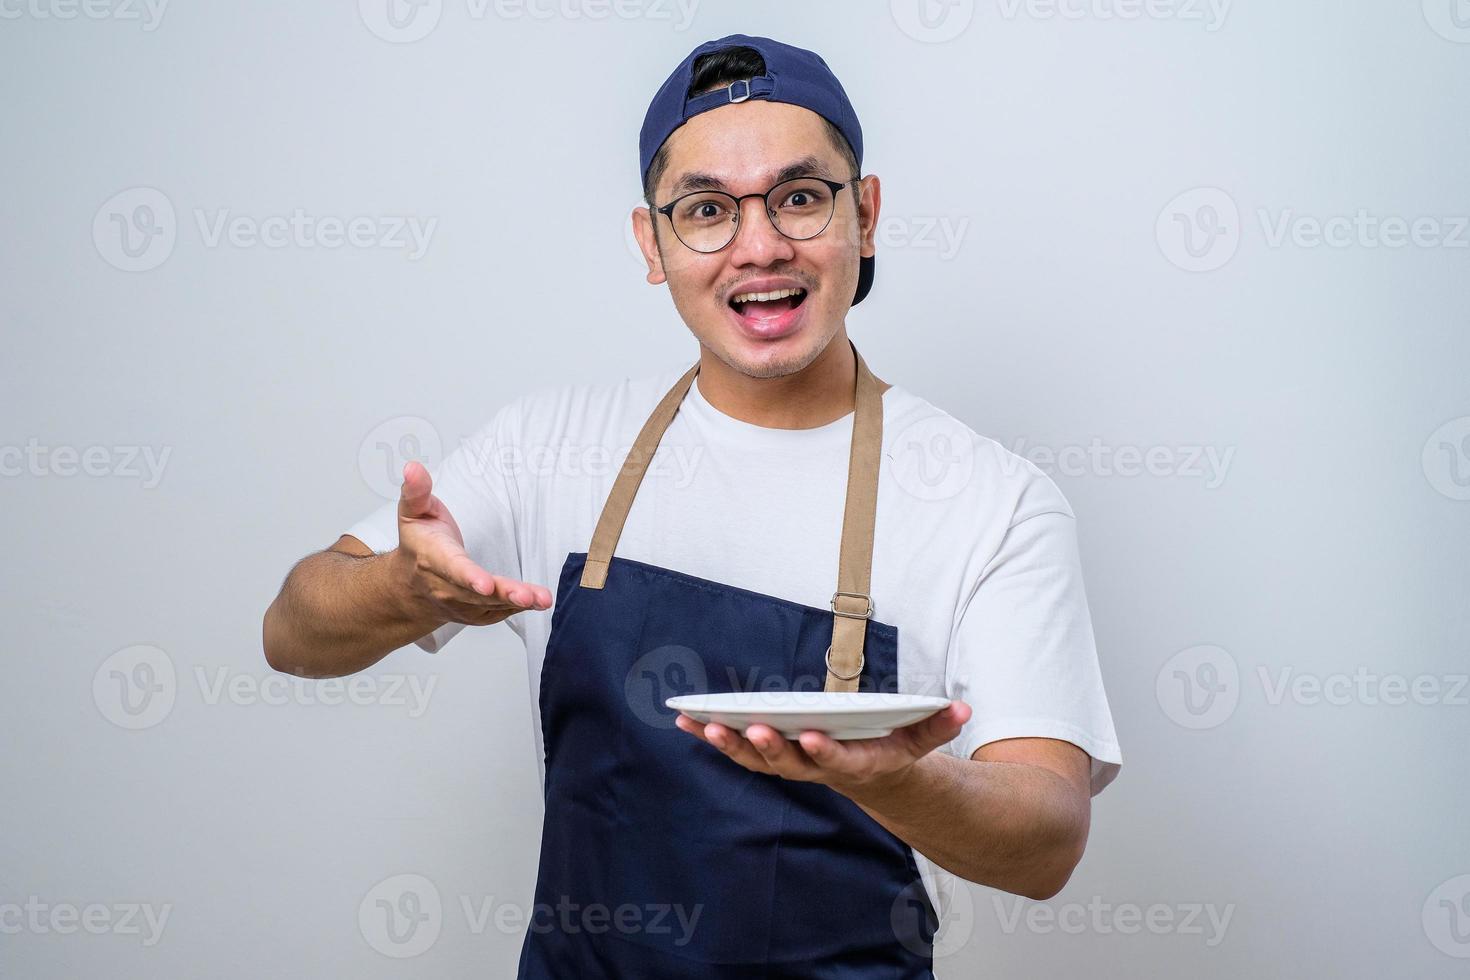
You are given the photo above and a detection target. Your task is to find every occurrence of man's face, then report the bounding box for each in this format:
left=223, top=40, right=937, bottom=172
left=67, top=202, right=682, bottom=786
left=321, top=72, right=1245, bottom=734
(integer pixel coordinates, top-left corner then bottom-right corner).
left=633, top=100, right=878, bottom=380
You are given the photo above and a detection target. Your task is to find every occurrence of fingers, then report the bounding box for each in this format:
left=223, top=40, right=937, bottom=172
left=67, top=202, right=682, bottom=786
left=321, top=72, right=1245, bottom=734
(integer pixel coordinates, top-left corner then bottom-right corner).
left=485, top=573, right=553, bottom=609
left=673, top=716, right=820, bottom=781
left=407, top=530, right=488, bottom=597
left=441, top=550, right=498, bottom=599
left=672, top=702, right=976, bottom=792
left=680, top=718, right=774, bottom=773
left=444, top=598, right=535, bottom=627
left=406, top=529, right=552, bottom=610
left=398, top=461, right=434, bottom=519
left=423, top=564, right=551, bottom=613
left=459, top=567, right=551, bottom=610
left=745, top=724, right=823, bottom=780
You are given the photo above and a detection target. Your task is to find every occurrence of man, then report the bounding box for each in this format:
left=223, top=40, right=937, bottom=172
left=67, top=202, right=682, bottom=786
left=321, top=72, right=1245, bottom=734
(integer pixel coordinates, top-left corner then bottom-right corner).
left=263, top=33, right=1122, bottom=978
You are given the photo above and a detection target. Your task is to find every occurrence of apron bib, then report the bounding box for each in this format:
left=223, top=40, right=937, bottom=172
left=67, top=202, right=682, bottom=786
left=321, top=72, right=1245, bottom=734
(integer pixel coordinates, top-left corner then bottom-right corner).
left=517, top=342, right=937, bottom=978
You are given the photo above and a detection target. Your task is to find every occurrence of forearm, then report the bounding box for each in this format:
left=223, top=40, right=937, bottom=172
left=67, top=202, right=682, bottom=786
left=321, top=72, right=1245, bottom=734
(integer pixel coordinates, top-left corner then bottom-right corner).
left=845, top=751, right=1089, bottom=900
left=263, top=549, right=444, bottom=678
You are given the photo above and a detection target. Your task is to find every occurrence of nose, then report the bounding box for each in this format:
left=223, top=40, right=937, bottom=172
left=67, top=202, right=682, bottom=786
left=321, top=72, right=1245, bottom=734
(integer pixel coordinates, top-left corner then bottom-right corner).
left=725, top=195, right=797, bottom=267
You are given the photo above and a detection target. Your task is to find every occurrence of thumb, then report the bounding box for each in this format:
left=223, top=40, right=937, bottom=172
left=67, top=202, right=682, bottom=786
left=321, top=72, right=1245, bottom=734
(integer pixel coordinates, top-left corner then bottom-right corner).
left=398, top=460, right=434, bottom=519
left=909, top=701, right=970, bottom=754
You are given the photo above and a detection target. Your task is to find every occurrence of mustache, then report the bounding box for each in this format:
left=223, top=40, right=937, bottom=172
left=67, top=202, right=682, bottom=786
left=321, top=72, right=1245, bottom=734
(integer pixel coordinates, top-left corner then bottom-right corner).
left=719, top=274, right=818, bottom=302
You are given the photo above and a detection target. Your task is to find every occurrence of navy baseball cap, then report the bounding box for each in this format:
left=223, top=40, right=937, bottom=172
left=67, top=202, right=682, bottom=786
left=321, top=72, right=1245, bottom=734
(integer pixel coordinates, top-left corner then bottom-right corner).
left=639, top=33, right=874, bottom=306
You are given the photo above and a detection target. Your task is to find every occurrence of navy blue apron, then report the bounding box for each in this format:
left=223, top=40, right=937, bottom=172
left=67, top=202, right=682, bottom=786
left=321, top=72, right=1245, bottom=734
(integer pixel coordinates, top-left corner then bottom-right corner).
left=517, top=342, right=937, bottom=978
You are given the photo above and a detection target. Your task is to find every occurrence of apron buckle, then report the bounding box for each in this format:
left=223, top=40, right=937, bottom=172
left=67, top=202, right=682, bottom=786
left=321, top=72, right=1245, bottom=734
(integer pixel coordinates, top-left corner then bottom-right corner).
left=830, top=590, right=873, bottom=619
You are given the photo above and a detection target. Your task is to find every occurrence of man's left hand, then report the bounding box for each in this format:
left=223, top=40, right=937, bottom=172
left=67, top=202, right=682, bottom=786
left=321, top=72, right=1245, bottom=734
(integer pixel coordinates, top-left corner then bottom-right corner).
left=673, top=700, right=972, bottom=800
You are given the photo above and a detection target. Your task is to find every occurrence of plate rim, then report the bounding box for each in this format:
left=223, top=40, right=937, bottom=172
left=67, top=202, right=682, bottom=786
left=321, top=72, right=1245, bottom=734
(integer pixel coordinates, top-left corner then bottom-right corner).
left=664, top=692, right=951, bottom=716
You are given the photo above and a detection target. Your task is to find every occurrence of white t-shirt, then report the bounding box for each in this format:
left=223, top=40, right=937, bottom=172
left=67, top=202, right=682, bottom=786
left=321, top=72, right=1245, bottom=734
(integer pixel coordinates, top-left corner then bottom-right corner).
left=345, top=357, right=1124, bottom=918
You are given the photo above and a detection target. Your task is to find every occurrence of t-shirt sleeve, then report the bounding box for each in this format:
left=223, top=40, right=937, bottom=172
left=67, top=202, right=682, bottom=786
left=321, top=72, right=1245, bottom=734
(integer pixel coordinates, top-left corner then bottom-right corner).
left=943, top=474, right=1123, bottom=796
left=342, top=401, right=524, bottom=655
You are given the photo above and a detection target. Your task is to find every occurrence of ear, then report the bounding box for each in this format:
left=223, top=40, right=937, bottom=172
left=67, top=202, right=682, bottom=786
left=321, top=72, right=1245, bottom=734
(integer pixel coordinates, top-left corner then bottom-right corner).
left=855, top=174, right=881, bottom=259
left=631, top=206, right=667, bottom=285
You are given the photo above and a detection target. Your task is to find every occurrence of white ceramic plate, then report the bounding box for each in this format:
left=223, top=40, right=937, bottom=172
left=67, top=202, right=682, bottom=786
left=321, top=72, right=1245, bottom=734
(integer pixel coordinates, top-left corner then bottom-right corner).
left=665, top=691, right=952, bottom=740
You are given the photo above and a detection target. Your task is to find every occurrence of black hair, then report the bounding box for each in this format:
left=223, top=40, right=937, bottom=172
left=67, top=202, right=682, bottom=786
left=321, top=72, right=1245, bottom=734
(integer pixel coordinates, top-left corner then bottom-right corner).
left=642, top=45, right=860, bottom=206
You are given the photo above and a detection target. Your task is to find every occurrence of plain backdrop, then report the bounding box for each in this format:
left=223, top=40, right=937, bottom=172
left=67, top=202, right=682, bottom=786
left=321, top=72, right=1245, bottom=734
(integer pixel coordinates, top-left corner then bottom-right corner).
left=4, top=1, right=1469, bottom=977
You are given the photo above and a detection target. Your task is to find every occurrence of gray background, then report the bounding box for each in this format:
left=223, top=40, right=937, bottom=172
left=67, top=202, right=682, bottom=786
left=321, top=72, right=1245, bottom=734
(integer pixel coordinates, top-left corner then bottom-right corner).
left=4, top=0, right=1469, bottom=976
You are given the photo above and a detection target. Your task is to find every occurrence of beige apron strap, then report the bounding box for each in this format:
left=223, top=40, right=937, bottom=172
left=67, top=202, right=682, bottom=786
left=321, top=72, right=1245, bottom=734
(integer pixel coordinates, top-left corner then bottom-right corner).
left=579, top=341, right=888, bottom=695
left=824, top=345, right=886, bottom=692
left=580, top=359, right=701, bottom=589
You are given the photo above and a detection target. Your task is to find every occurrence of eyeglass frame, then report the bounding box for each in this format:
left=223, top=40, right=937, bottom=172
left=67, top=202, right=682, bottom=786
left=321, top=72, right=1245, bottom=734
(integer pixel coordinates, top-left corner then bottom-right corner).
left=652, top=175, right=863, bottom=254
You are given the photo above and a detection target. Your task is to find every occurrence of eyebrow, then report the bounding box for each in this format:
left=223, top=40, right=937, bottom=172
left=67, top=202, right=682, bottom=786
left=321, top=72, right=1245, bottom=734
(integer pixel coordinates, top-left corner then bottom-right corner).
left=669, top=156, right=836, bottom=196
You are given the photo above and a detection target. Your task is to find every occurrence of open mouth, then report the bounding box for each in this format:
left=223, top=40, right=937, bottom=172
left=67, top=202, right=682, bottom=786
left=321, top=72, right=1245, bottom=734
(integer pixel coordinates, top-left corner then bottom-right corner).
left=728, top=286, right=808, bottom=321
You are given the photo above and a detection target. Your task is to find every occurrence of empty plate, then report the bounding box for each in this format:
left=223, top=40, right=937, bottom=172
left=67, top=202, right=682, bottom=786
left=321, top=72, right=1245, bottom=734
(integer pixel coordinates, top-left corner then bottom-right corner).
left=666, top=691, right=952, bottom=740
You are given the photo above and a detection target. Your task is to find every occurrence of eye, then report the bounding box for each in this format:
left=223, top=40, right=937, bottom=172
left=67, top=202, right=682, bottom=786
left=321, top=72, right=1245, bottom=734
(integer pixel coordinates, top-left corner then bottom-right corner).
left=678, top=197, right=734, bottom=224
left=777, top=186, right=830, bottom=210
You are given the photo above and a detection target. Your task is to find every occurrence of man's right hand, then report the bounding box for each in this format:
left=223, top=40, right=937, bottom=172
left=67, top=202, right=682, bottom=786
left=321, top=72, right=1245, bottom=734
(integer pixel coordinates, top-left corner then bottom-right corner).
left=392, top=460, right=552, bottom=626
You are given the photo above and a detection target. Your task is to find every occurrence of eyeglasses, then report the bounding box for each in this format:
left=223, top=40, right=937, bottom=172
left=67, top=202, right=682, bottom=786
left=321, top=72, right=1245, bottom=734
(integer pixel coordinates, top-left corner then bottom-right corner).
left=653, top=176, right=861, bottom=253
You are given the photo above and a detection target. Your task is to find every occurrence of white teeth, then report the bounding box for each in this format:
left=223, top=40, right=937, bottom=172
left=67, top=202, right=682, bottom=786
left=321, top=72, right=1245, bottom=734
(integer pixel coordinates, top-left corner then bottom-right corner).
left=731, top=287, right=805, bottom=304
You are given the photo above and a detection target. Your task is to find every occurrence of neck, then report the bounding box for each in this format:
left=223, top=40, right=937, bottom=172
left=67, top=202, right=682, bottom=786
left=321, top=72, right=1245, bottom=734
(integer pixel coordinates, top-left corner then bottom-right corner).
left=696, top=333, right=859, bottom=430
